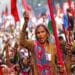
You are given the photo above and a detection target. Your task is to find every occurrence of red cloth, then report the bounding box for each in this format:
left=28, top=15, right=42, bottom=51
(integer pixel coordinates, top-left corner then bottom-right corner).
left=22, top=0, right=31, bottom=12
left=48, top=0, right=68, bottom=75
left=22, top=72, right=28, bottom=75
left=11, top=0, right=19, bottom=22
left=68, top=0, right=71, bottom=8
left=48, top=0, right=64, bottom=66
left=0, top=66, right=3, bottom=75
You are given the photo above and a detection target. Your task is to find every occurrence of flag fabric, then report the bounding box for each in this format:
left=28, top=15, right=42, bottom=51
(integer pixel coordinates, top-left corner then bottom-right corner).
left=11, top=0, right=20, bottom=22
left=48, top=0, right=68, bottom=74
left=48, top=21, right=53, bottom=34
left=1, top=0, right=31, bottom=22
left=0, top=66, right=3, bottom=75
left=48, top=0, right=65, bottom=67
left=68, top=0, right=74, bottom=17
left=22, top=0, right=31, bottom=12
left=68, top=0, right=71, bottom=8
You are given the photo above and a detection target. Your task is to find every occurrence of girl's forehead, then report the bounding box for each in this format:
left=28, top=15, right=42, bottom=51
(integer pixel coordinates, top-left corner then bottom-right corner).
left=37, top=26, right=48, bottom=32
left=35, top=25, right=50, bottom=34
left=36, top=27, right=46, bottom=33
left=37, top=26, right=45, bottom=30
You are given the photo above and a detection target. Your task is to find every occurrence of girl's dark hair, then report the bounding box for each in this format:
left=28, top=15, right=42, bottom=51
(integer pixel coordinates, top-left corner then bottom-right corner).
left=58, top=36, right=63, bottom=40
left=67, top=8, right=71, bottom=13
left=35, top=24, right=50, bottom=40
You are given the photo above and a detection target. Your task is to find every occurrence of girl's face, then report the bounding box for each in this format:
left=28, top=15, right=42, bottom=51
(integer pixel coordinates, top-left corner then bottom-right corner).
left=23, top=58, right=28, bottom=65
left=36, top=26, right=48, bottom=44
left=15, top=64, right=20, bottom=71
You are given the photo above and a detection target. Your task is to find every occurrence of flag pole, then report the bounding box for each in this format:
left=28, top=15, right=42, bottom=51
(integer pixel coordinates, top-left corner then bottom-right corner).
left=48, top=0, right=67, bottom=74
left=68, top=0, right=74, bottom=16
left=68, top=0, right=71, bottom=9
left=67, top=0, right=73, bottom=44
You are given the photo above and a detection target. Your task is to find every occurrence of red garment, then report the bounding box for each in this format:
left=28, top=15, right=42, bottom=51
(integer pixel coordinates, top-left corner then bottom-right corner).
left=0, top=66, right=3, bottom=75
left=22, top=72, right=28, bottom=75
left=34, top=41, right=53, bottom=75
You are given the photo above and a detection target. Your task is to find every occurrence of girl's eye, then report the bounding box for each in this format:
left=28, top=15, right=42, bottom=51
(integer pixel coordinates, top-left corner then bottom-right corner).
left=41, top=31, right=45, bottom=33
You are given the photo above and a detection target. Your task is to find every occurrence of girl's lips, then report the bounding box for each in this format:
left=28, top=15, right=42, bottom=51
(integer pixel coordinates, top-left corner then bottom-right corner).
left=39, top=38, right=44, bottom=42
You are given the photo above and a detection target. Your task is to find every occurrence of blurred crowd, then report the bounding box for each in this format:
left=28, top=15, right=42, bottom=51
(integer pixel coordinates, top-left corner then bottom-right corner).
left=0, top=1, right=75, bottom=75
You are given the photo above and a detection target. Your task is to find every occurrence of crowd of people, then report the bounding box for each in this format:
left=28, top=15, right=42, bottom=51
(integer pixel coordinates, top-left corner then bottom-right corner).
left=0, top=2, right=75, bottom=75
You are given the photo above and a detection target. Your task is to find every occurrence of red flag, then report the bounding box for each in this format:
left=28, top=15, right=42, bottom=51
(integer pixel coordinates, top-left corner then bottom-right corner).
left=68, top=0, right=71, bottom=8
left=11, top=0, right=19, bottom=22
left=68, top=0, right=74, bottom=16
left=22, top=0, right=31, bottom=12
left=48, top=0, right=68, bottom=74
left=48, top=0, right=64, bottom=67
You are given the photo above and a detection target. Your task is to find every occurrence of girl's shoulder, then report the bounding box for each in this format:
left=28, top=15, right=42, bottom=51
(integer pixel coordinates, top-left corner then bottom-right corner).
left=48, top=43, right=57, bottom=54
left=49, top=43, right=56, bottom=49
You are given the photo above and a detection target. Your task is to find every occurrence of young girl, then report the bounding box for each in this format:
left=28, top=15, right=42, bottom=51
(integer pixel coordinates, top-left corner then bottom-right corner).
left=20, top=58, right=32, bottom=75
left=20, top=11, right=57, bottom=75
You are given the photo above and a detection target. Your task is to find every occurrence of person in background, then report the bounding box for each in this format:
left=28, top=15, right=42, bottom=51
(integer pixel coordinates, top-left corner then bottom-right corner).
left=67, top=8, right=74, bottom=31
left=58, top=36, right=67, bottom=60
left=20, top=57, right=32, bottom=75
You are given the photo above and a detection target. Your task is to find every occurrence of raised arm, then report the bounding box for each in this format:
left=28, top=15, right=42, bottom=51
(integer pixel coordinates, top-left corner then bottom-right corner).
left=19, top=11, right=34, bottom=51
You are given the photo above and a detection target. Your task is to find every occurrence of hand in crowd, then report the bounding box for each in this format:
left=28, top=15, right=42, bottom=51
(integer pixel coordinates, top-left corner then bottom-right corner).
left=58, top=65, right=66, bottom=73
left=65, top=42, right=72, bottom=55
left=23, top=11, right=30, bottom=24
left=22, top=11, right=30, bottom=31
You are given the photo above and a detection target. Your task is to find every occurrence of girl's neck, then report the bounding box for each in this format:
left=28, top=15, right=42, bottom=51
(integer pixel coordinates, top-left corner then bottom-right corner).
left=41, top=42, right=49, bottom=48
